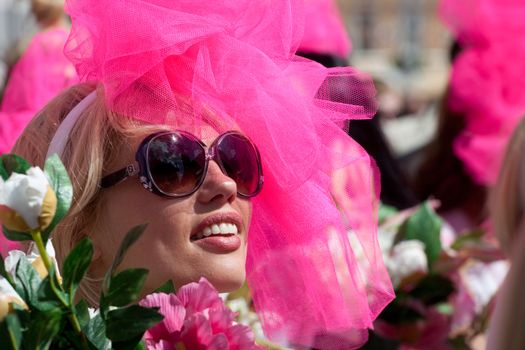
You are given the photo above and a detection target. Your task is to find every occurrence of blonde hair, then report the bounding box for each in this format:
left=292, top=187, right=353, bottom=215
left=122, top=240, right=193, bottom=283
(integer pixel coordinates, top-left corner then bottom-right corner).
left=31, top=0, right=65, bottom=27
left=12, top=83, right=161, bottom=305
left=490, top=118, right=525, bottom=254
left=487, top=117, right=525, bottom=350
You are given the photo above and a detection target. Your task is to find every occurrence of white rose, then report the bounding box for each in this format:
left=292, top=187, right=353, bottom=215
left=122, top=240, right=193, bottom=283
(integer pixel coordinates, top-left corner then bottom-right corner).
left=387, top=239, right=428, bottom=288
left=0, top=167, right=57, bottom=232
left=4, top=240, right=61, bottom=280
left=0, top=276, right=26, bottom=320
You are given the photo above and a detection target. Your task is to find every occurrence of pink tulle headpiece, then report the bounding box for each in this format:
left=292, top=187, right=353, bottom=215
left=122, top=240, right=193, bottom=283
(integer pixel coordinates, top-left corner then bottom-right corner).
left=64, top=0, right=394, bottom=348
left=440, top=0, right=525, bottom=185
left=299, top=0, right=351, bottom=58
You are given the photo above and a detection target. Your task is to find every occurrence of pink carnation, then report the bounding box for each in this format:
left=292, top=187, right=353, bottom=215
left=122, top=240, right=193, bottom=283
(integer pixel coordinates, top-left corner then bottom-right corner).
left=139, top=278, right=261, bottom=350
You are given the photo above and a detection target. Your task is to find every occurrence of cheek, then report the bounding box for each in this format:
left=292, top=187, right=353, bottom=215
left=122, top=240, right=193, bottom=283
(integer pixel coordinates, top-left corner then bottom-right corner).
left=97, top=183, right=195, bottom=261
left=239, top=199, right=253, bottom=233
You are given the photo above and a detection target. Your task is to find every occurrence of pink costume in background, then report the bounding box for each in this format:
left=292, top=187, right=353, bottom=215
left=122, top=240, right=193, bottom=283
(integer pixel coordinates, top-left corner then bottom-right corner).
left=299, top=0, right=351, bottom=58
left=64, top=0, right=394, bottom=348
left=0, top=27, right=78, bottom=255
left=439, top=0, right=525, bottom=186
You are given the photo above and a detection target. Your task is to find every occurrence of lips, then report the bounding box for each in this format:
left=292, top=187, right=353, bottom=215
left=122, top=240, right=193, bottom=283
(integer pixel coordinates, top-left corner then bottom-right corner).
left=190, top=212, right=243, bottom=253
left=191, top=222, right=239, bottom=241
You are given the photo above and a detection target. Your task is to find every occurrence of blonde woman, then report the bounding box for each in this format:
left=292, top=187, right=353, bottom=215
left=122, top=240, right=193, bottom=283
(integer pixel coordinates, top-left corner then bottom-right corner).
left=4, top=0, right=394, bottom=348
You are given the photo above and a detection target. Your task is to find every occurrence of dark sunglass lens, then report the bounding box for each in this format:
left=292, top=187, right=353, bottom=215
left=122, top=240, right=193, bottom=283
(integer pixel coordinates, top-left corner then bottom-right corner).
left=217, top=134, right=261, bottom=196
left=147, top=133, right=206, bottom=195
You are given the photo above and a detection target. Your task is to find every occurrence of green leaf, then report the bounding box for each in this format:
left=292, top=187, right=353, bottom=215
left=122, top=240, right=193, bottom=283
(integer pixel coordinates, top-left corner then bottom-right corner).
left=105, top=305, right=163, bottom=342
left=378, top=203, right=398, bottom=224
left=42, top=154, right=73, bottom=242
left=379, top=299, right=424, bottom=324
left=62, top=238, right=93, bottom=299
left=13, top=255, right=41, bottom=306
left=0, top=254, right=15, bottom=285
left=397, top=201, right=443, bottom=268
left=75, top=300, right=90, bottom=329
left=103, top=224, right=148, bottom=293
left=409, top=274, right=455, bottom=305
left=2, top=227, right=33, bottom=242
left=25, top=308, right=63, bottom=350
left=112, top=335, right=146, bottom=350
left=83, top=313, right=111, bottom=350
left=451, top=229, right=485, bottom=251
left=154, top=279, right=175, bottom=294
left=105, top=268, right=149, bottom=307
left=36, top=264, right=68, bottom=310
left=133, top=341, right=147, bottom=350
left=435, top=302, right=455, bottom=316
left=0, top=314, right=22, bottom=350
left=0, top=154, right=31, bottom=180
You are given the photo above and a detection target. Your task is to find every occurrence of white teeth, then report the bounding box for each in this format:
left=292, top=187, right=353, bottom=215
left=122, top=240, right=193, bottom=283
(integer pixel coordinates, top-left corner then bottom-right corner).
left=229, top=224, right=238, bottom=234
left=196, top=222, right=240, bottom=239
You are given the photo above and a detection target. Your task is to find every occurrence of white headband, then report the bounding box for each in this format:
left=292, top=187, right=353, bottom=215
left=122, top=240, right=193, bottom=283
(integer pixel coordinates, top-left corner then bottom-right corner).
left=46, top=91, right=97, bottom=160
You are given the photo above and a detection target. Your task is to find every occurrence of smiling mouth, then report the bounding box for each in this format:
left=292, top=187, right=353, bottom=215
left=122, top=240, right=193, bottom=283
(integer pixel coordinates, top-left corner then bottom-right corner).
left=190, top=222, right=240, bottom=242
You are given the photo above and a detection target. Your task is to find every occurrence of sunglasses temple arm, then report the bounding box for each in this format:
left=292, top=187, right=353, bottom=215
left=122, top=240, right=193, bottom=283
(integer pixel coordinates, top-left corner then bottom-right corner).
left=100, top=164, right=139, bottom=188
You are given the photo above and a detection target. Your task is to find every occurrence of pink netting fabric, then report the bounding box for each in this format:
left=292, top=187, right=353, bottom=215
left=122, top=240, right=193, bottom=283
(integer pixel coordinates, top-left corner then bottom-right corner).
left=65, top=0, right=394, bottom=348
left=299, top=0, right=351, bottom=58
left=0, top=26, right=78, bottom=256
left=439, top=0, right=525, bottom=185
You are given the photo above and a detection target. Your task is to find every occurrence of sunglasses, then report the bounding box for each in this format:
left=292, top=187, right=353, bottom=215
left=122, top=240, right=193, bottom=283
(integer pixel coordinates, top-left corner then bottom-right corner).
left=101, top=130, right=263, bottom=198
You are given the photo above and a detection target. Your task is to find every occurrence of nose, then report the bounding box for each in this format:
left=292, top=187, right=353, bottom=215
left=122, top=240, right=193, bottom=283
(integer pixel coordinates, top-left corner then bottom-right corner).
left=196, top=160, right=237, bottom=204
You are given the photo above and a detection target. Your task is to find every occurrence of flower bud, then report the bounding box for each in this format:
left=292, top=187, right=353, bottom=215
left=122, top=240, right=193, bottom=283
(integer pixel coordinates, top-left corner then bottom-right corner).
left=0, top=167, right=57, bottom=232
left=0, top=277, right=26, bottom=321
left=387, top=240, right=428, bottom=288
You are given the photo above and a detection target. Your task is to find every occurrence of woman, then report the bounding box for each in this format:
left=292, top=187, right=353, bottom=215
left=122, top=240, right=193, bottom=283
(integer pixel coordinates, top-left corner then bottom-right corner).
left=10, top=0, right=394, bottom=348
left=414, top=0, right=525, bottom=233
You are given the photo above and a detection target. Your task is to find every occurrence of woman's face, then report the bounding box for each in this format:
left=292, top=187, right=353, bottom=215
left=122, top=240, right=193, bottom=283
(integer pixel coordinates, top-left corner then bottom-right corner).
left=91, top=126, right=253, bottom=293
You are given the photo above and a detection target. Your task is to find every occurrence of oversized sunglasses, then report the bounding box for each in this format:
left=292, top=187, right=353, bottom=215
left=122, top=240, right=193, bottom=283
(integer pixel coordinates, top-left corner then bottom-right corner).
left=101, top=130, right=263, bottom=198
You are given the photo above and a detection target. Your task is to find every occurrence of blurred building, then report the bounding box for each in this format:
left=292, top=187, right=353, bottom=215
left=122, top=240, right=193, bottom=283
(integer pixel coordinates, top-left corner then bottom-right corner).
left=336, top=0, right=453, bottom=173
left=338, top=0, right=450, bottom=101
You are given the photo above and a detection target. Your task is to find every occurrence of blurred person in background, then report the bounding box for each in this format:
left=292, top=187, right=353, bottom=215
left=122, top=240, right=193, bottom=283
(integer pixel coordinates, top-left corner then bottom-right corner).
left=0, top=0, right=78, bottom=154
left=411, top=3, right=525, bottom=347
left=0, top=0, right=77, bottom=254
left=414, top=0, right=525, bottom=234
left=297, top=0, right=418, bottom=211
left=0, top=0, right=35, bottom=96
left=413, top=41, right=487, bottom=234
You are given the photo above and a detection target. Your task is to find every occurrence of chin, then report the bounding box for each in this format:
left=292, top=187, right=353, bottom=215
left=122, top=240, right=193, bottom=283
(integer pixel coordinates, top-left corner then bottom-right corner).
left=207, top=271, right=246, bottom=293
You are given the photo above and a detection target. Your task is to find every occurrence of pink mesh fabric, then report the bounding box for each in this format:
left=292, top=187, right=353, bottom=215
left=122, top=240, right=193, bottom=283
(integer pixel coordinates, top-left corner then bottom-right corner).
left=439, top=0, right=525, bottom=185
left=0, top=27, right=78, bottom=155
left=0, top=27, right=78, bottom=256
left=65, top=0, right=394, bottom=348
left=299, top=0, right=351, bottom=58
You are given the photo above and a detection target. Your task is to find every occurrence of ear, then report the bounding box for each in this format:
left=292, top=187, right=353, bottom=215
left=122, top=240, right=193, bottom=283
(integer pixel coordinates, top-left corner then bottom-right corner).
left=92, top=243, right=102, bottom=261
left=86, top=237, right=107, bottom=280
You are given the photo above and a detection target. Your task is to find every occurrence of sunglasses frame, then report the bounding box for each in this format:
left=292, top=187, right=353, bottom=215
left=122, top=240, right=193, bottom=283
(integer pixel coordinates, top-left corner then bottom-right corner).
left=101, top=130, right=264, bottom=198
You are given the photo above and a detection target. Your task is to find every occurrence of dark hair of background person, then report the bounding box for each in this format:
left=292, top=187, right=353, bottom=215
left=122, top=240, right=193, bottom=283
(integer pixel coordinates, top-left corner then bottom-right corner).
left=31, top=0, right=65, bottom=28
left=411, top=40, right=487, bottom=224
left=297, top=50, right=419, bottom=210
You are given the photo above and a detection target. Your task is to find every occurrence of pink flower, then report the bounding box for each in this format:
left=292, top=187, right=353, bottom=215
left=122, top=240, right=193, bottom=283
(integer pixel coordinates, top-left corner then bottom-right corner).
left=140, top=278, right=261, bottom=350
